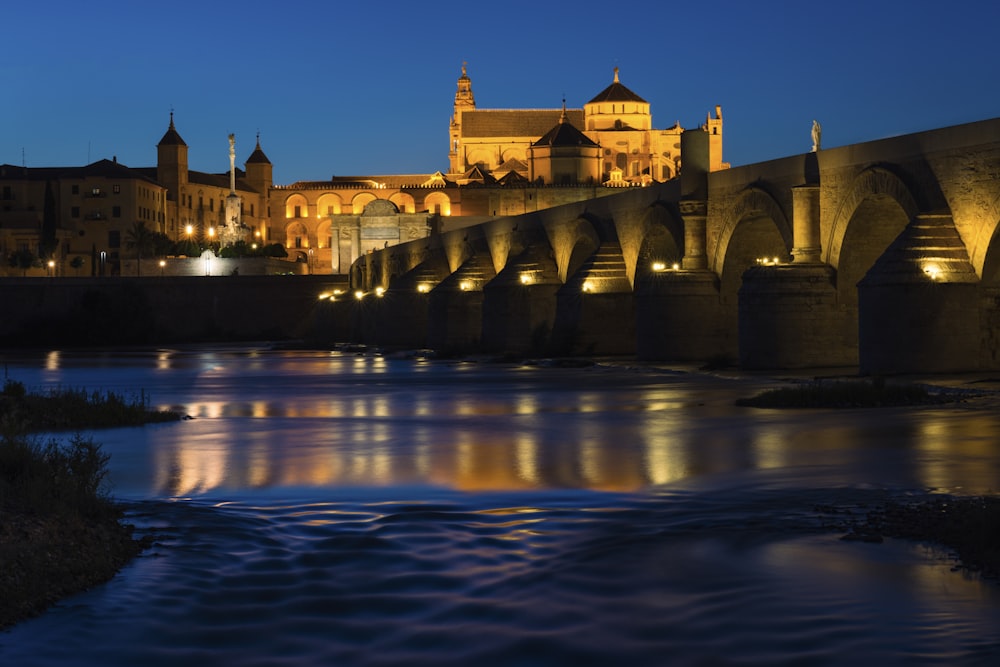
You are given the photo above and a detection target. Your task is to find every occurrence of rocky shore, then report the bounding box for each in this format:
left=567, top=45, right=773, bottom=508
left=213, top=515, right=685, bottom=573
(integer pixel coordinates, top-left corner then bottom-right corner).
left=836, top=495, right=1000, bottom=581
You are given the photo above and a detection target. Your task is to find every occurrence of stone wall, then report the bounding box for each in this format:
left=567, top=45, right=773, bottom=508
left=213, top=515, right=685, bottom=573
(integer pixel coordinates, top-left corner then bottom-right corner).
left=0, top=275, right=347, bottom=347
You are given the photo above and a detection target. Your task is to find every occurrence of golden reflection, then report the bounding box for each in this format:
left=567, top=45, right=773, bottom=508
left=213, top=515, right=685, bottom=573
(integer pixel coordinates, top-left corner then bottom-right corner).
left=45, top=350, right=60, bottom=371
left=914, top=411, right=1000, bottom=491
left=247, top=441, right=270, bottom=487
left=169, top=440, right=227, bottom=495
left=156, top=350, right=172, bottom=371
left=514, top=434, right=539, bottom=484
left=752, top=424, right=788, bottom=469
left=515, top=395, right=538, bottom=415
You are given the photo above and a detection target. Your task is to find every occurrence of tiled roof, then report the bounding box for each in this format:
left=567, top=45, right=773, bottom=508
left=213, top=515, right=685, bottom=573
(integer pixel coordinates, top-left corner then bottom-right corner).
left=587, top=70, right=647, bottom=104
left=462, top=109, right=585, bottom=138
left=188, top=169, right=260, bottom=194
left=246, top=138, right=271, bottom=164
left=1, top=160, right=160, bottom=186
left=533, top=119, right=598, bottom=148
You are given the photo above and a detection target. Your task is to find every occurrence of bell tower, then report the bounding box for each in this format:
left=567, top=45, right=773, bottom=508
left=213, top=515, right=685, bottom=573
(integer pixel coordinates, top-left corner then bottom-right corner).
left=449, top=62, right=476, bottom=174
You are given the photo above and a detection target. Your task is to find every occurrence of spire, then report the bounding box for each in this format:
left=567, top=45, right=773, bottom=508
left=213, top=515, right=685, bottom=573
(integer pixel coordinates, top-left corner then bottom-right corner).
left=454, top=61, right=475, bottom=109
left=246, top=131, right=271, bottom=164
left=614, top=66, right=619, bottom=83
left=158, top=110, right=187, bottom=146
left=559, top=97, right=567, bottom=123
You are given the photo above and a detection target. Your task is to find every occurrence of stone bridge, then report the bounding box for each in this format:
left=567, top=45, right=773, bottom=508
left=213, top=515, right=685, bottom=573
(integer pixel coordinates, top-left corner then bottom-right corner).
left=328, top=117, right=1000, bottom=373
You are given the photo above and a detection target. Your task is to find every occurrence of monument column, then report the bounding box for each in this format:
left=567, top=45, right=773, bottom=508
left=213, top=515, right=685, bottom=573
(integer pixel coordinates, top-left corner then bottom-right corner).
left=680, top=200, right=708, bottom=270
left=791, top=185, right=822, bottom=263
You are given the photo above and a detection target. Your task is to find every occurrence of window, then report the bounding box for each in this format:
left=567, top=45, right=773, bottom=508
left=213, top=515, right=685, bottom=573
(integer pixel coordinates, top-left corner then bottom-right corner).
left=295, top=236, right=302, bottom=248
left=327, top=206, right=334, bottom=215
left=209, top=199, right=214, bottom=212
left=113, top=184, right=120, bottom=194
left=250, top=204, right=254, bottom=216
left=92, top=187, right=101, bottom=196
left=71, top=206, right=80, bottom=218
left=108, top=231, right=120, bottom=248
left=294, top=205, right=302, bottom=218
left=71, top=185, right=79, bottom=195
left=112, top=206, right=121, bottom=218
left=326, top=236, right=332, bottom=248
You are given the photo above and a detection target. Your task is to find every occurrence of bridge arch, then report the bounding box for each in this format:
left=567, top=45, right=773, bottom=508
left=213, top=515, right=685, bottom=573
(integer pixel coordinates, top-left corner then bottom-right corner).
left=827, top=167, right=919, bottom=308
left=825, top=166, right=920, bottom=271
left=544, top=215, right=601, bottom=284
left=631, top=201, right=683, bottom=285
left=968, top=193, right=1000, bottom=280
left=713, top=186, right=791, bottom=303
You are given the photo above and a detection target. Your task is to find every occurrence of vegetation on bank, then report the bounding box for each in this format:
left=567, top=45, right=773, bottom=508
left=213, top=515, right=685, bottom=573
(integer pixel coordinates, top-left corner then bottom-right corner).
left=735, top=377, right=955, bottom=409
left=0, top=378, right=181, bottom=431
left=0, top=377, right=179, bottom=629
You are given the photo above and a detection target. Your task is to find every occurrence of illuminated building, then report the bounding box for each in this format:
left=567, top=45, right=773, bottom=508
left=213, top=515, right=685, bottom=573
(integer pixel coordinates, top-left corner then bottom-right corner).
left=1, top=65, right=725, bottom=276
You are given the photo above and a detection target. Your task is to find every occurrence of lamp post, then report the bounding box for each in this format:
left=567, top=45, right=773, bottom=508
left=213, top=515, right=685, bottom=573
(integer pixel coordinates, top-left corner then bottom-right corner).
left=47, top=259, right=55, bottom=278
left=159, top=259, right=166, bottom=276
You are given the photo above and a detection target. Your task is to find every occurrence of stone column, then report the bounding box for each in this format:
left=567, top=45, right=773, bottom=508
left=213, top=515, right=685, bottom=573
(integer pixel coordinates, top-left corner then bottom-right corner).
left=791, top=185, right=821, bottom=263
left=349, top=225, right=361, bottom=267
left=331, top=227, right=341, bottom=274
left=680, top=200, right=708, bottom=270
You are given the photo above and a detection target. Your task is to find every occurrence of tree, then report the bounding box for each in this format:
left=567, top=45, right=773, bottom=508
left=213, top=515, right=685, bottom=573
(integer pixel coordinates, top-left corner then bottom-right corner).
left=70, top=255, right=85, bottom=276
left=124, top=221, right=154, bottom=276
left=8, top=249, right=38, bottom=277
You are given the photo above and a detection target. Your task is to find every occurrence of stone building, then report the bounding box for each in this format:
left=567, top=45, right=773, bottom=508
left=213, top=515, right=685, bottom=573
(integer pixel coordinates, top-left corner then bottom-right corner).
left=2, top=65, right=726, bottom=277
left=0, top=159, right=168, bottom=276
left=0, top=113, right=272, bottom=277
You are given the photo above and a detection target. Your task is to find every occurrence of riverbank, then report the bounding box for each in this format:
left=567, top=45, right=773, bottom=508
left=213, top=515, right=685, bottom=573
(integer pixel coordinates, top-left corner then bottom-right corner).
left=0, top=381, right=180, bottom=630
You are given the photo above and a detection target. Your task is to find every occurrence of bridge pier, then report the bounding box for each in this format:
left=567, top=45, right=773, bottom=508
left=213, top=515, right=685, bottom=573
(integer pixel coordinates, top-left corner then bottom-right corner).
left=481, top=246, right=561, bottom=354
left=859, top=280, right=980, bottom=373
left=680, top=201, right=709, bottom=270
left=738, top=264, right=854, bottom=369
left=635, top=270, right=732, bottom=362
left=552, top=287, right=635, bottom=355
left=858, top=214, right=982, bottom=373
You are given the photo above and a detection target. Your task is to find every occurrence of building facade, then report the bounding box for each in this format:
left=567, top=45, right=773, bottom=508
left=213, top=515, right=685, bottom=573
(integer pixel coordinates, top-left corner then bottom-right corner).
left=1, top=66, right=726, bottom=277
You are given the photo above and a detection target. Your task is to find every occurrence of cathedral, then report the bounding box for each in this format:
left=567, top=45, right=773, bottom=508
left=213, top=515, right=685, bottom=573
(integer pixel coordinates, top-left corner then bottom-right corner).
left=448, top=65, right=726, bottom=185
left=1, top=65, right=726, bottom=277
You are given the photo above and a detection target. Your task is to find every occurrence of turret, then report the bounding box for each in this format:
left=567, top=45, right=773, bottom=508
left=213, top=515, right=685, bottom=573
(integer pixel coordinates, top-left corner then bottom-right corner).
left=245, top=133, right=273, bottom=194
left=156, top=111, right=188, bottom=201
left=704, top=105, right=728, bottom=171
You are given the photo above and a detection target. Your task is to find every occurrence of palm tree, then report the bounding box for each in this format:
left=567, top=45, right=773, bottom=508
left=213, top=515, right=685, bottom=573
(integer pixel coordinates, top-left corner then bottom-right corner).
left=125, top=221, right=154, bottom=276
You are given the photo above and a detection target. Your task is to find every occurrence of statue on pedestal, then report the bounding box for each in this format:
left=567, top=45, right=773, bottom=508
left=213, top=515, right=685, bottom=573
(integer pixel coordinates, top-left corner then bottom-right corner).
left=811, top=120, right=822, bottom=152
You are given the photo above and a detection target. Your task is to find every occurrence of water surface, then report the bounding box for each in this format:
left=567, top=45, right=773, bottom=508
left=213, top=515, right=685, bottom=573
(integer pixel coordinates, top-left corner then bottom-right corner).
left=1, top=347, right=999, bottom=665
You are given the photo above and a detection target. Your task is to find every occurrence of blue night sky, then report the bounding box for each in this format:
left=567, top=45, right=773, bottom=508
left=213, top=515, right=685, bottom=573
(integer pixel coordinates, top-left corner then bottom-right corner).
left=4, top=0, right=999, bottom=185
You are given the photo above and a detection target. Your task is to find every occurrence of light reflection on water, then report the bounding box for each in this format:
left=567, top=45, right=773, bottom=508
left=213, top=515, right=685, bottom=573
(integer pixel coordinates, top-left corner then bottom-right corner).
left=1, top=346, right=999, bottom=665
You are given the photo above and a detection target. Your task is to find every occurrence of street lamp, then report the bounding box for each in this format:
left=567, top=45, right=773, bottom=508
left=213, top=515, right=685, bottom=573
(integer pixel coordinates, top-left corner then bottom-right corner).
left=159, top=259, right=166, bottom=276
left=47, top=259, right=55, bottom=278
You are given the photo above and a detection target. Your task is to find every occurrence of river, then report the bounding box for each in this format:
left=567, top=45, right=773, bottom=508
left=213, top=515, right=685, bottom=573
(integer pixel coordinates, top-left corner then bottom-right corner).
left=1, top=346, right=999, bottom=666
